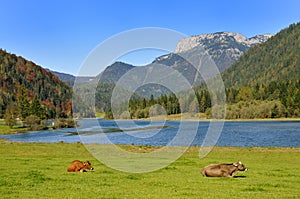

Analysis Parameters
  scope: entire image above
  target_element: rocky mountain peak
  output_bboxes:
[173,32,273,72]
[175,32,273,53]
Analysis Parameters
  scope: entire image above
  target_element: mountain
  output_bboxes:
[222,23,300,87]
[46,69,101,86]
[97,61,135,83]
[53,32,272,87]
[155,32,273,73]
[175,32,272,53]
[0,49,93,119]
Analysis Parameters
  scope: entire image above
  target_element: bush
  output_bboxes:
[24,115,41,129]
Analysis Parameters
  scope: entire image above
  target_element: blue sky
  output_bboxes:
[1,0,299,76]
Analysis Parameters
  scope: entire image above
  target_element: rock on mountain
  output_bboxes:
[173,32,273,72]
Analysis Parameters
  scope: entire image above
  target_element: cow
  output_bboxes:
[201,161,247,177]
[67,160,94,172]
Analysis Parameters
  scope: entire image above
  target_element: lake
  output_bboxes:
[1,119,300,147]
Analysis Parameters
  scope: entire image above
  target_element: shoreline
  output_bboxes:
[0,140,299,150]
[95,112,300,122]
[1,116,299,135]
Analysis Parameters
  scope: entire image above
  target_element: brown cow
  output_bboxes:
[201,161,247,177]
[67,160,94,172]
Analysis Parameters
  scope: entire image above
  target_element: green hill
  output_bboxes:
[220,22,300,118]
[222,23,300,87]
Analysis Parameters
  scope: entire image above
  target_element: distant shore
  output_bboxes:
[145,118,300,122]
[96,113,300,122]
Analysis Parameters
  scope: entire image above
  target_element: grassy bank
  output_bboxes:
[0,118,76,135]
[0,125,29,135]
[0,141,299,198]
[0,119,28,134]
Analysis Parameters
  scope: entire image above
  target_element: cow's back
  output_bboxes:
[67,160,84,172]
[201,164,234,177]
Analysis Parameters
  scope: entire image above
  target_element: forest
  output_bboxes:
[0,49,93,128]
[103,80,300,119]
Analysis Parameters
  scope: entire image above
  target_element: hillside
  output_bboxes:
[222,23,300,87]
[0,49,93,119]
[212,23,300,118]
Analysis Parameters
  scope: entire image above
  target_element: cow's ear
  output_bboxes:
[83,162,86,166]
[233,162,238,167]
[238,160,242,164]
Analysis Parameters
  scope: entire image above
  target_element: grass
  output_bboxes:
[95,112,105,118]
[0,119,29,134]
[0,125,28,135]
[0,141,299,198]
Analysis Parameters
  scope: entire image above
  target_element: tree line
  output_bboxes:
[105,79,300,119]
[1,49,95,126]
[4,86,76,129]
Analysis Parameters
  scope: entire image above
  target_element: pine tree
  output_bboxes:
[18,86,30,120]
[30,95,45,119]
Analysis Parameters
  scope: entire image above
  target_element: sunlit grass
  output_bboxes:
[0,141,299,198]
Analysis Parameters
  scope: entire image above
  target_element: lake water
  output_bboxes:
[1,119,300,147]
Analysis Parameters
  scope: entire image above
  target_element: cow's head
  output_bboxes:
[83,161,94,171]
[233,161,247,171]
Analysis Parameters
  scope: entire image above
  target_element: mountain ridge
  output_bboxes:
[50,31,272,85]
[175,32,273,53]
[174,32,273,72]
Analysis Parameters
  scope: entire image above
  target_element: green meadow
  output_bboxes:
[0,140,299,198]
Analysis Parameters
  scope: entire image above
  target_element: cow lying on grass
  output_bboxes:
[67,160,94,172]
[201,161,247,177]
